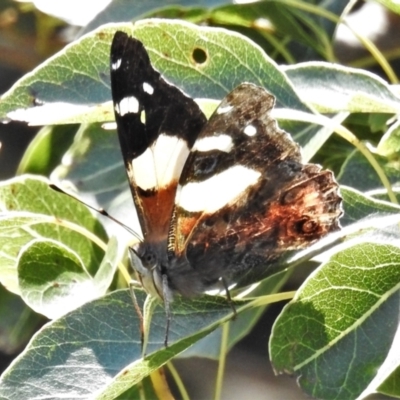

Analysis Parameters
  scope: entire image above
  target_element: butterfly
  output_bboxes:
[109,31,342,343]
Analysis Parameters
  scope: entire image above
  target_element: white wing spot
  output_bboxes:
[244,125,257,137]
[130,134,190,191]
[177,165,261,213]
[216,104,233,114]
[143,82,154,95]
[111,58,122,70]
[131,148,157,190]
[192,134,233,153]
[118,96,139,116]
[153,134,190,187]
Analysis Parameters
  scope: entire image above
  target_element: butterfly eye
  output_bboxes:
[141,250,157,269]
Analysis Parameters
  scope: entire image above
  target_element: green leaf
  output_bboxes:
[377,118,400,158]
[181,270,290,359]
[18,239,91,318]
[48,123,141,235]
[340,186,400,227]
[114,375,157,400]
[0,19,308,125]
[338,149,400,192]
[51,123,128,210]
[17,237,120,319]
[17,124,77,176]
[0,289,247,399]
[378,366,400,398]
[369,113,392,133]
[92,236,122,292]
[284,62,400,113]
[0,175,107,295]
[270,242,400,400]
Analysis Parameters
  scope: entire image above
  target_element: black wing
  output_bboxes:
[110,31,207,242]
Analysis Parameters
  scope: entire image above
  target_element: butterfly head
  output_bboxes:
[129,242,169,300]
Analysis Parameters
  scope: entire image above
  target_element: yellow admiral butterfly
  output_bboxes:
[110,31,342,342]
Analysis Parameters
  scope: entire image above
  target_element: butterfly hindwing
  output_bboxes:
[110,31,206,241]
[171,83,341,288]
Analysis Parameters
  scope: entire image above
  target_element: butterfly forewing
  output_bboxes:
[110,31,206,241]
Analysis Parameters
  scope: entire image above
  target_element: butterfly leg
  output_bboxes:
[220,277,237,320]
[129,280,146,354]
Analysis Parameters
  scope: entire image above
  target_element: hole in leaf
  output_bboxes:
[192,47,207,64]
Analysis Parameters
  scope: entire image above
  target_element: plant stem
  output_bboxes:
[167,362,190,400]
[214,321,230,400]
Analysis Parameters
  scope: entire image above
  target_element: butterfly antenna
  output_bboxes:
[49,183,143,243]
